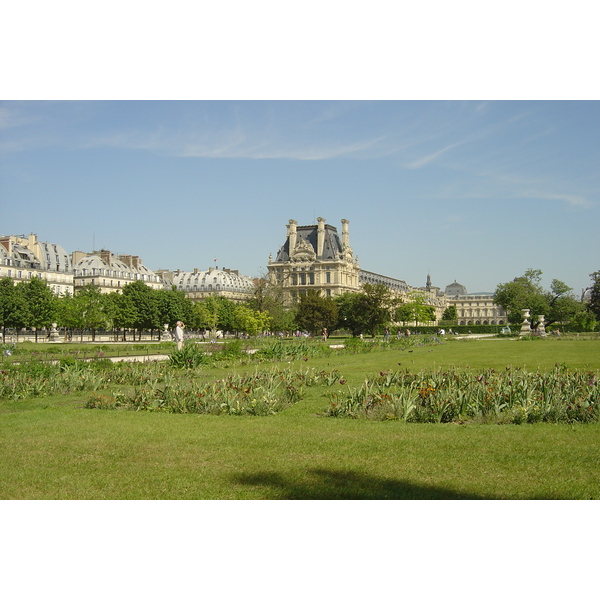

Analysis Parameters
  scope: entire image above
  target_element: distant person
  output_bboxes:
[322,328,328,341]
[174,321,185,351]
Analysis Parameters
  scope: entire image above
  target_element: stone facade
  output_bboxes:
[157,267,255,302]
[2,227,507,329]
[444,280,507,325]
[268,218,360,302]
[72,250,162,293]
[0,234,74,296]
[268,218,447,323]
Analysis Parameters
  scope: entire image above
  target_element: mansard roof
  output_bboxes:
[73,251,159,281]
[275,224,343,262]
[167,268,255,292]
[445,280,468,296]
[38,241,72,271]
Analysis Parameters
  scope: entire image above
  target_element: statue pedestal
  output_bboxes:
[48,323,60,342]
[536,315,547,337]
[519,309,531,337]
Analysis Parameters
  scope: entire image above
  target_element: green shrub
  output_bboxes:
[168,342,210,368]
[325,366,600,424]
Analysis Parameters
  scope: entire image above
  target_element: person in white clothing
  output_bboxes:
[174,321,185,351]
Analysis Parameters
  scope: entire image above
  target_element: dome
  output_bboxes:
[445,280,468,296]
[173,268,255,294]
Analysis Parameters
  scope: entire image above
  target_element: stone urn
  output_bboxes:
[537,315,547,337]
[49,322,60,341]
[520,309,531,337]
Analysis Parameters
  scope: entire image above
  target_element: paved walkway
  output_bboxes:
[107,354,170,363]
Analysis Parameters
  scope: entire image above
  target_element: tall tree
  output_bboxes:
[336,284,399,337]
[295,289,338,336]
[21,277,57,341]
[121,280,160,339]
[588,271,600,321]
[107,292,138,341]
[56,292,81,339]
[246,276,293,333]
[358,283,398,337]
[232,305,272,337]
[442,305,458,321]
[75,284,111,341]
[157,287,193,333]
[395,291,436,326]
[0,278,30,340]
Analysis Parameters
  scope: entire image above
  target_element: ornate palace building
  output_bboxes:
[267,217,511,325]
[267,217,448,322]
[268,218,360,302]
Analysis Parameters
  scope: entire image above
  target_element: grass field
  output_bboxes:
[1,336,599,499]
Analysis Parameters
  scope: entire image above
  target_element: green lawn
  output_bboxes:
[1,337,599,499]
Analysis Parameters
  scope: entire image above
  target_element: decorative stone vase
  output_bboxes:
[49,322,60,341]
[520,309,531,337]
[537,315,547,337]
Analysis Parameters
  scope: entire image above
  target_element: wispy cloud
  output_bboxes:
[0,105,38,130]
[518,190,593,209]
[403,141,466,169]
[177,134,389,160]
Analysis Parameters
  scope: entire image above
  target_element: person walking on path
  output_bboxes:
[174,321,185,351]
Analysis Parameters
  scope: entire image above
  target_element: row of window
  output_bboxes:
[75,269,158,282]
[458,309,504,317]
[0,268,72,282]
[178,277,252,287]
[178,284,251,292]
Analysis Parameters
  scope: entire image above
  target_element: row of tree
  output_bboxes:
[0,278,273,341]
[493,269,599,331]
[295,284,438,337]
[2,269,599,340]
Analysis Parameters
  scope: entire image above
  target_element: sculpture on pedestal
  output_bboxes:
[519,309,531,336]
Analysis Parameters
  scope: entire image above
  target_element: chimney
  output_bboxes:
[341,219,350,248]
[132,256,140,269]
[100,250,112,264]
[287,219,298,256]
[317,217,326,257]
[71,250,87,264]
[119,255,132,268]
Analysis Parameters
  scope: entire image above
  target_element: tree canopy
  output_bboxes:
[395,292,436,326]
[336,283,398,337]
[295,290,338,336]
[588,271,600,321]
[494,269,586,330]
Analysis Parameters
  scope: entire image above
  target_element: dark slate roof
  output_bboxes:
[275,224,343,262]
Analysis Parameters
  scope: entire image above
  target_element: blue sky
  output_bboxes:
[1,100,598,295]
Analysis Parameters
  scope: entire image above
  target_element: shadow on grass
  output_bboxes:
[232,468,493,500]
